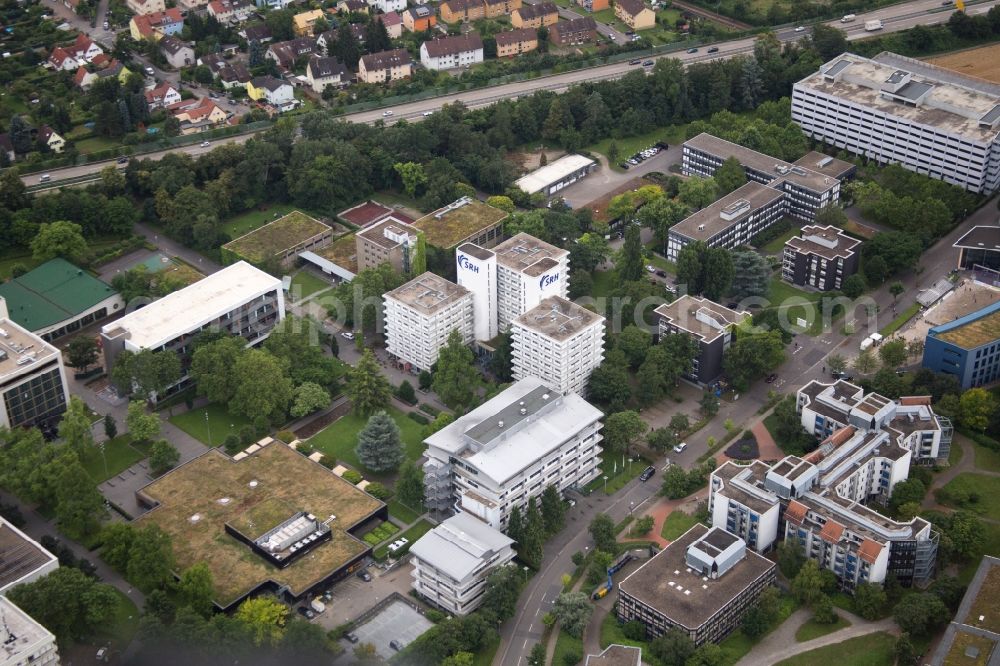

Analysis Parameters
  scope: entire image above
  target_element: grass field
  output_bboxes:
[950,439,965,467]
[373,519,434,559]
[221,203,307,238]
[591,269,617,298]
[586,126,685,171]
[309,406,424,478]
[775,631,895,666]
[168,403,253,447]
[80,589,141,654]
[761,226,801,254]
[473,636,501,666]
[766,278,826,335]
[794,614,850,642]
[929,43,1000,84]
[973,440,1000,473]
[941,473,1000,520]
[585,454,649,495]
[75,135,120,154]
[879,302,921,337]
[552,629,584,666]
[81,435,144,483]
[288,270,331,301]
[660,510,699,541]
[0,250,43,280]
[387,499,423,525]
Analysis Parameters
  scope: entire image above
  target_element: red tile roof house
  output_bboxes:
[145,83,182,110]
[48,34,104,71]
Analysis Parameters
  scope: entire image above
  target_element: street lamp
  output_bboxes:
[99,441,108,480]
[603,475,609,494]
[205,411,212,447]
[630,501,634,515]
[522,565,529,582]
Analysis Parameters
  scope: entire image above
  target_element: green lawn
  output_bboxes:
[761,226,801,254]
[592,269,617,298]
[766,278,829,335]
[879,302,921,337]
[0,250,43,280]
[168,403,253,447]
[660,510,699,541]
[774,631,896,666]
[584,454,649,495]
[646,252,677,274]
[221,203,307,238]
[940,473,1000,520]
[81,435,144,483]
[794,614,850,642]
[75,134,120,154]
[372,519,434,559]
[552,629,584,666]
[387,499,423,525]
[373,189,425,216]
[586,125,685,171]
[601,613,663,666]
[950,439,965,467]
[973,440,1000,473]
[308,406,424,478]
[288,270,332,300]
[86,588,140,653]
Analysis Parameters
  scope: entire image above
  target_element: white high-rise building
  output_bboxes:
[492,233,568,332]
[456,243,498,342]
[409,512,515,616]
[383,272,474,373]
[511,296,605,396]
[423,377,603,530]
[0,596,60,666]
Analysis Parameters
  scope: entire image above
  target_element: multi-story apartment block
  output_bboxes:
[511,296,605,396]
[495,27,538,57]
[0,516,59,594]
[355,217,421,273]
[681,133,853,221]
[403,5,436,31]
[101,262,284,398]
[666,182,786,262]
[782,224,861,291]
[922,300,1000,389]
[792,52,1000,194]
[492,233,569,331]
[439,0,485,23]
[653,296,750,386]
[0,299,70,431]
[549,16,598,45]
[614,0,655,30]
[617,524,776,645]
[707,460,784,553]
[419,34,483,70]
[383,272,474,373]
[0,596,60,666]
[511,1,558,28]
[358,48,412,83]
[409,512,515,615]
[423,377,603,530]
[483,0,522,18]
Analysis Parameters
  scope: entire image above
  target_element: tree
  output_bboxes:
[111,349,181,401]
[229,349,293,424]
[527,643,547,666]
[127,524,175,592]
[354,642,383,665]
[6,568,118,644]
[149,440,180,476]
[235,596,288,647]
[506,505,525,550]
[616,224,645,282]
[552,592,592,638]
[355,411,405,473]
[960,388,997,432]
[127,400,161,443]
[540,485,566,535]
[433,330,477,409]
[603,410,647,455]
[945,510,986,560]
[589,513,617,553]
[569,232,610,273]
[53,453,105,539]
[893,592,949,635]
[842,273,866,298]
[66,336,99,370]
[518,497,546,568]
[699,391,720,417]
[489,331,514,382]
[397,380,416,404]
[714,156,747,196]
[649,628,695,666]
[864,255,888,285]
[345,349,393,417]
[723,330,785,391]
[659,465,692,499]
[618,325,652,369]
[791,560,825,606]
[178,562,215,618]
[814,204,848,228]
[442,653,475,666]
[686,643,725,666]
[827,354,847,373]
[853,582,887,621]
[678,176,718,210]
[731,250,771,300]
[31,220,88,262]
[809,23,848,60]
[895,633,916,666]
[290,382,331,418]
[889,281,905,302]
[58,396,94,456]
[812,594,837,624]
[104,413,117,440]
[396,460,425,509]
[480,564,522,621]
[588,350,632,411]
[854,348,877,374]
[889,478,926,510]
[394,162,427,199]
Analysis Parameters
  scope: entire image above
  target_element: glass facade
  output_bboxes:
[2,363,67,428]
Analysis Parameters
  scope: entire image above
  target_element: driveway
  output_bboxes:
[560,143,683,209]
[315,562,419,630]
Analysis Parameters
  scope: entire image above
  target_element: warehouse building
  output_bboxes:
[922,299,1000,389]
[514,154,597,197]
[383,272,474,373]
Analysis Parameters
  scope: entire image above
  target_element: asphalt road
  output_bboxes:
[22,0,1000,187]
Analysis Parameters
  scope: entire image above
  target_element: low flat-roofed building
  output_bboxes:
[0,516,59,594]
[355,217,422,274]
[617,524,776,645]
[412,197,506,250]
[514,154,597,197]
[298,234,359,283]
[653,296,750,386]
[782,224,861,291]
[953,224,1000,272]
[511,295,604,396]
[222,210,333,267]
[666,182,786,262]
[0,595,60,666]
[338,200,413,228]
[0,258,122,341]
[585,645,642,666]
[423,377,603,529]
[409,512,515,615]
[0,300,71,431]
[383,272,473,372]
[931,556,1000,666]
[792,52,1000,194]
[922,300,1000,389]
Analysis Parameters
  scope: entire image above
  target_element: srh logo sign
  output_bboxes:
[539,273,559,289]
[457,255,479,273]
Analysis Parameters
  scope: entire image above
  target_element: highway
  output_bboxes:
[20,0,1000,187]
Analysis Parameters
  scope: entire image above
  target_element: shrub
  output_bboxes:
[425,609,446,623]
[275,429,297,443]
[238,425,256,445]
[407,412,430,425]
[397,380,416,404]
[223,434,241,455]
[342,469,363,484]
[252,415,269,436]
[622,620,646,640]
[419,403,440,416]
[562,651,582,666]
[365,482,391,500]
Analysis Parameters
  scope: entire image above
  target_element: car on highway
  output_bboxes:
[200,141,210,147]
[39,174,51,183]
[795,25,805,31]
[687,47,698,53]
[673,442,688,454]
[642,59,654,66]
[382,110,393,117]
[422,110,433,116]
[639,466,655,482]
[117,156,128,164]
[708,46,719,53]
[629,58,642,65]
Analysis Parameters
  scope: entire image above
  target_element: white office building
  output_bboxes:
[423,377,603,530]
[384,272,474,373]
[0,596,60,666]
[101,261,284,398]
[409,512,515,615]
[456,243,499,342]
[0,298,71,431]
[492,233,568,332]
[792,51,1000,194]
[511,296,605,396]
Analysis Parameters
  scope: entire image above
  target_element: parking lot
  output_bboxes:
[342,598,434,659]
[315,561,418,629]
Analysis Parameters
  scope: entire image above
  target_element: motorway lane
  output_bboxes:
[21,0,1000,187]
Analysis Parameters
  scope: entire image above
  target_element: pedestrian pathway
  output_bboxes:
[921,433,1000,517]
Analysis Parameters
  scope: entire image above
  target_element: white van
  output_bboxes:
[39,174,51,183]
[841,13,856,22]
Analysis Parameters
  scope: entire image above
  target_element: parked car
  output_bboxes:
[655,270,667,278]
[422,110,434,116]
[765,373,778,383]
[357,569,372,582]
[673,442,688,453]
[200,141,211,147]
[341,331,355,340]
[794,25,805,31]
[566,498,577,508]
[642,59,654,66]
[96,647,109,663]
[39,174,50,183]
[103,20,109,29]
[629,58,642,65]
[117,156,128,164]
[639,466,655,482]
[620,162,630,170]
[390,640,403,651]
[646,265,656,273]
[297,606,315,619]
[345,632,359,644]
[144,66,155,76]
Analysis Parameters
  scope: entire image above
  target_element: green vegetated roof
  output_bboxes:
[223,211,332,263]
[0,258,118,331]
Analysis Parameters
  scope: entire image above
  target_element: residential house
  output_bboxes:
[160,36,195,68]
[337,0,368,12]
[37,126,65,153]
[549,16,597,45]
[246,76,297,111]
[358,48,412,83]
[73,59,129,90]
[241,24,273,43]
[614,0,655,30]
[403,5,436,31]
[48,34,103,71]
[575,0,608,11]
[207,0,253,23]
[129,8,183,41]
[495,27,537,57]
[439,0,485,24]
[483,0,521,17]
[126,0,166,14]
[178,0,211,8]
[379,11,403,38]
[144,82,182,109]
[293,9,326,36]
[201,54,252,88]
[420,33,483,70]
[173,99,230,134]
[251,0,294,8]
[266,37,317,69]
[369,0,405,12]
[306,55,349,92]
[511,2,557,28]
[315,29,339,55]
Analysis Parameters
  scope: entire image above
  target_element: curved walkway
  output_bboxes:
[736,608,896,666]
[922,433,1000,518]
